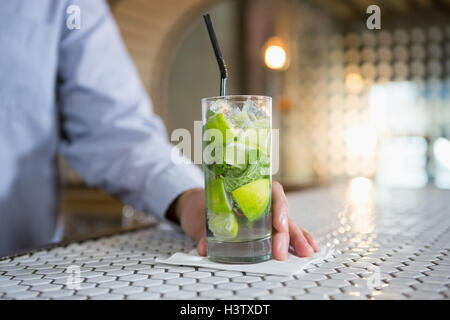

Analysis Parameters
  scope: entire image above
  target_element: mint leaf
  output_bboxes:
[221,146,270,192]
[207,163,226,176]
[229,111,252,129]
[223,161,267,192]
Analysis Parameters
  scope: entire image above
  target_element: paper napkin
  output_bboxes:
[155,245,334,276]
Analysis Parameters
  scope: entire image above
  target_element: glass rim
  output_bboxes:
[201,95,272,103]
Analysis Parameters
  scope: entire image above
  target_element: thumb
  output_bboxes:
[196,237,207,256]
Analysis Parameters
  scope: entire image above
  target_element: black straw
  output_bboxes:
[203,14,228,96]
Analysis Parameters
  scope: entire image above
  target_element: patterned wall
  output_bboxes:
[281,2,450,186]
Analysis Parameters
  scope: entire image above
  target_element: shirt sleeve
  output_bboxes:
[57,0,204,220]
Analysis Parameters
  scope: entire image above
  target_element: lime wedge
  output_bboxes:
[232,179,270,221]
[206,175,233,214]
[208,211,239,239]
[205,113,235,145]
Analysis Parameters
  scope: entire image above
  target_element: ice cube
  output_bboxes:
[230,104,241,116]
[242,99,268,119]
[229,110,253,129]
[210,99,236,117]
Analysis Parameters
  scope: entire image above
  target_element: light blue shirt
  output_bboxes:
[0,0,204,256]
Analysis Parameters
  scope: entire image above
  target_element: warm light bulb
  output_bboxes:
[264,45,287,70]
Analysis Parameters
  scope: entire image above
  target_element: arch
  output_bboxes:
[109,0,219,124]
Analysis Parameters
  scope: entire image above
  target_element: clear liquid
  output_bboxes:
[206,236,272,264]
[206,204,272,242]
[202,97,272,263]
[206,209,272,264]
[204,171,272,263]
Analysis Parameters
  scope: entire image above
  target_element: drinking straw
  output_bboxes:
[203,14,228,96]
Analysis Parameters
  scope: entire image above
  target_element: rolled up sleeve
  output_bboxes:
[58,0,203,220]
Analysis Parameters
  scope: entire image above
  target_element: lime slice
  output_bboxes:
[232,179,270,221]
[208,211,239,239]
[206,175,233,214]
[205,113,235,145]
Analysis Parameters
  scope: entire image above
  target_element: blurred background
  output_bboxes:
[60,0,450,241]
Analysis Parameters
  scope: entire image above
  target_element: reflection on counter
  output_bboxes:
[61,187,156,242]
[346,177,375,234]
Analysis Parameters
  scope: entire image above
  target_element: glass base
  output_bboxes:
[207,236,272,264]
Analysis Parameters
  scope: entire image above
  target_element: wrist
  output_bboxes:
[166,188,203,224]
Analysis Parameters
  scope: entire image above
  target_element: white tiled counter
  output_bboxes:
[0,183,449,300]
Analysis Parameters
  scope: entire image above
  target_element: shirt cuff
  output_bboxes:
[142,160,204,221]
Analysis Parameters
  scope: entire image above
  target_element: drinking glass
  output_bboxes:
[202,95,272,263]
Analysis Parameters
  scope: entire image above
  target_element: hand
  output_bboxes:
[173,181,318,260]
[270,181,318,260]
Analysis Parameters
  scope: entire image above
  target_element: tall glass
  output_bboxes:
[202,95,272,263]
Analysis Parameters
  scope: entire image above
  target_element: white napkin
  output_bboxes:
[155,245,334,276]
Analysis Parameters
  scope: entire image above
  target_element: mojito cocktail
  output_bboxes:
[202,95,272,263]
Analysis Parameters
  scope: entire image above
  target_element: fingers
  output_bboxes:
[272,181,318,260]
[272,181,289,233]
[288,218,314,257]
[272,231,289,261]
[299,226,319,252]
[196,237,207,256]
[271,181,290,261]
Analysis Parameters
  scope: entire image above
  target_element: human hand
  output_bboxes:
[173,181,318,260]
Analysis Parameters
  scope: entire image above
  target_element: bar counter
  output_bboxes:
[1,184,449,300]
